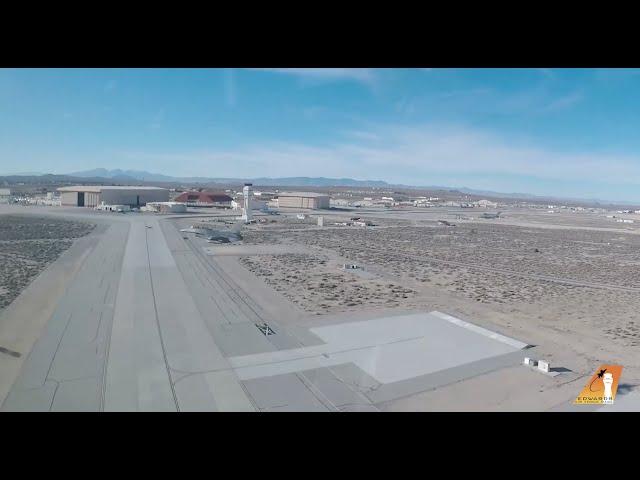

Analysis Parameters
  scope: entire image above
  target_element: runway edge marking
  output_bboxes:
[430,311,529,350]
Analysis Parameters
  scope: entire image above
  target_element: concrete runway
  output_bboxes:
[1,207,532,411]
[1,218,129,411]
[1,213,257,411]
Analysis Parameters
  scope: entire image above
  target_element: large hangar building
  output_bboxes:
[277,192,330,210]
[173,191,233,208]
[58,186,169,207]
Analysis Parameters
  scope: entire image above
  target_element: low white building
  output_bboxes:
[475,199,498,208]
[413,198,433,207]
[141,202,187,213]
[36,193,61,206]
[95,203,131,212]
[0,188,11,203]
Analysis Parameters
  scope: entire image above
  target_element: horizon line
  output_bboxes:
[2,169,640,206]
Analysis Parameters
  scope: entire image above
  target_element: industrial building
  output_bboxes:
[277,192,330,210]
[58,186,169,207]
[475,199,498,208]
[173,191,232,208]
[141,202,187,214]
[95,203,131,212]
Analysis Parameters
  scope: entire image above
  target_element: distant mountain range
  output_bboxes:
[68,168,178,183]
[67,168,392,188]
[2,168,638,206]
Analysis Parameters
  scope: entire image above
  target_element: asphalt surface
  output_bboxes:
[0,207,533,412]
[1,219,128,411]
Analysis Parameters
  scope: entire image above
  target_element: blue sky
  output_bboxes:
[2,68,640,201]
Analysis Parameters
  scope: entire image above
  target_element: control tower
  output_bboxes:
[242,183,253,223]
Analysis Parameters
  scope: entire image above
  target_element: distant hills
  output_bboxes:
[68,168,176,183]
[2,168,638,207]
[67,169,392,188]
[1,173,112,185]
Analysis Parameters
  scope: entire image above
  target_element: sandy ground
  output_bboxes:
[240,253,415,314]
[2,206,638,410]
[0,215,94,311]
[236,212,640,389]
[380,365,586,412]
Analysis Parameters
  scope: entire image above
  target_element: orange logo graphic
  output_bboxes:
[574,365,623,405]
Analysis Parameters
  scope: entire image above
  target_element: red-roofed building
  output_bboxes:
[174,191,233,208]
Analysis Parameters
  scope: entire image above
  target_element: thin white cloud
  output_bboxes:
[539,90,584,112]
[250,68,378,86]
[398,86,583,118]
[120,123,640,187]
[343,130,382,142]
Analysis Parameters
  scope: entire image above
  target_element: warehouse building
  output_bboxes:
[277,192,330,210]
[57,186,169,207]
[173,191,232,208]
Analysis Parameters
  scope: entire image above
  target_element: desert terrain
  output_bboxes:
[2,204,638,411]
[236,210,640,389]
[0,214,94,311]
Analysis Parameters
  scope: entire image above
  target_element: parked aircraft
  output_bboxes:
[438,220,456,226]
[180,221,243,243]
[261,206,279,215]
